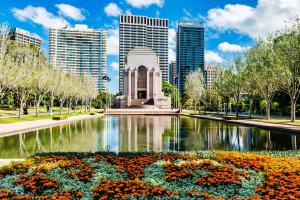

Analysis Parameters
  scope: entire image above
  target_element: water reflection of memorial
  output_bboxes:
[101,115,298,152]
[0,115,298,158]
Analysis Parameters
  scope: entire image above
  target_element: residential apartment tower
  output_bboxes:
[49,24,107,90]
[10,28,41,48]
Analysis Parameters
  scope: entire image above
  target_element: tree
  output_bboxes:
[162,80,180,108]
[227,56,245,118]
[274,23,300,121]
[244,48,260,118]
[214,68,231,115]
[255,39,282,119]
[6,42,37,118]
[0,23,11,98]
[185,70,205,113]
[32,52,51,117]
[47,69,60,115]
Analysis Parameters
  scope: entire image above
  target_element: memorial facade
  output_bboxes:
[116,47,171,109]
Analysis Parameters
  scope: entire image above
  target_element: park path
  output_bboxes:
[183,114,300,133]
[0,159,24,167]
[0,114,103,137]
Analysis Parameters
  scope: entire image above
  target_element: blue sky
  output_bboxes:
[0,0,299,93]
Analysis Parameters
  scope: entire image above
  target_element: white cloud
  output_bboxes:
[168,49,175,63]
[12,5,69,29]
[183,8,192,18]
[205,51,224,63]
[104,3,122,17]
[218,42,246,53]
[125,0,164,8]
[107,28,119,55]
[207,0,300,38]
[55,4,85,21]
[111,62,119,71]
[168,28,176,63]
[125,9,132,15]
[168,28,176,49]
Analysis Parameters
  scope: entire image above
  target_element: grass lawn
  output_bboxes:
[0,151,299,199]
[0,107,69,117]
[0,109,103,124]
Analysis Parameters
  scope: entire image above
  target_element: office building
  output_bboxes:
[119,14,168,93]
[49,24,106,90]
[204,64,221,89]
[169,61,176,86]
[10,28,41,48]
[177,21,204,94]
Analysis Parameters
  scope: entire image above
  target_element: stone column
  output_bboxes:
[146,70,150,99]
[128,71,131,97]
[134,69,138,99]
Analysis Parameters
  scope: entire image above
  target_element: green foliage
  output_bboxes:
[162,80,180,108]
[91,91,112,109]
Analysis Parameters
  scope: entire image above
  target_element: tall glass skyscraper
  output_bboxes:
[119,15,168,93]
[49,24,107,90]
[176,21,204,95]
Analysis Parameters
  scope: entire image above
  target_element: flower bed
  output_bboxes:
[0,151,299,199]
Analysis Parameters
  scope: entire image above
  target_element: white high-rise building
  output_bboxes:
[204,64,221,89]
[119,15,168,93]
[49,24,107,90]
[10,28,41,48]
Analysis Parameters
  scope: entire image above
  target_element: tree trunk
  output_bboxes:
[225,100,229,116]
[194,100,196,113]
[88,100,91,112]
[68,99,72,114]
[204,97,206,114]
[198,99,201,114]
[35,101,39,117]
[216,98,219,115]
[49,91,54,116]
[266,99,271,120]
[34,95,37,117]
[249,97,253,118]
[85,100,88,112]
[80,101,83,113]
[74,100,78,114]
[236,100,239,118]
[18,93,25,118]
[290,97,296,122]
[59,100,63,115]
[35,94,43,117]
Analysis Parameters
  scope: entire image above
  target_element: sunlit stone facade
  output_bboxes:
[117,47,171,109]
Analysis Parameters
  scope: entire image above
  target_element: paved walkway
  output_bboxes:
[105,108,180,115]
[0,114,103,137]
[0,159,24,167]
[184,114,300,133]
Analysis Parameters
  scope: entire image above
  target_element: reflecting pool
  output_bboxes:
[0,115,299,158]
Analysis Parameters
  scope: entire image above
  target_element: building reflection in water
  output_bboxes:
[0,115,299,158]
[99,115,298,152]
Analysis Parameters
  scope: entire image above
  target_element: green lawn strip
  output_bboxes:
[0,110,102,124]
